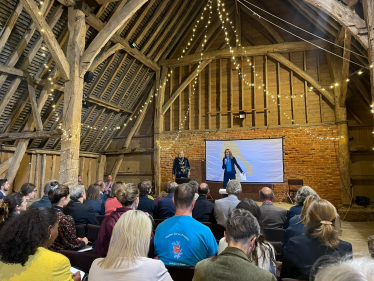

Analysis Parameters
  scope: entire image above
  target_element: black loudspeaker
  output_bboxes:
[84,71,94,83]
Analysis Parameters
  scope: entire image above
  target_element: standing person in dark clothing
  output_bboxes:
[222,149,244,188]
[192,183,215,223]
[172,151,190,180]
[137,180,157,218]
[158,182,178,219]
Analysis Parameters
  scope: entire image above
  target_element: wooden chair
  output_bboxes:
[269,241,283,261]
[96,215,106,225]
[165,266,195,281]
[76,224,86,238]
[279,179,303,204]
[60,250,101,273]
[87,224,100,242]
[263,228,286,244]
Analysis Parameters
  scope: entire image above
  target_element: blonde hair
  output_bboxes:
[305,199,339,248]
[224,149,233,159]
[116,183,139,207]
[98,210,152,269]
[298,194,320,225]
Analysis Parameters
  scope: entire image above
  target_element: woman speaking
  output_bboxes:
[222,149,244,188]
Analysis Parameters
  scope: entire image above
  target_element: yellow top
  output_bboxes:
[0,247,73,281]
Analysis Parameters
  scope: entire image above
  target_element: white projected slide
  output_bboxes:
[205,139,284,183]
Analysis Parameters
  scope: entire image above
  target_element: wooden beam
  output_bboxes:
[40,154,46,197]
[111,154,124,181]
[27,76,44,131]
[347,108,363,124]
[304,0,368,49]
[80,109,105,145]
[340,31,352,106]
[88,43,124,72]
[0,157,13,175]
[0,130,63,141]
[0,78,22,118]
[85,112,115,152]
[267,52,335,105]
[95,114,126,152]
[0,1,24,54]
[80,0,148,75]
[20,0,70,80]
[161,40,329,67]
[162,60,211,114]
[154,69,163,194]
[97,154,106,181]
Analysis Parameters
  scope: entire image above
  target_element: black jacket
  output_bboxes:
[137,194,158,218]
[63,199,99,225]
[222,157,243,174]
[192,195,216,223]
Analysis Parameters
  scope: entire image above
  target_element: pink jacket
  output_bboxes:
[104,198,122,216]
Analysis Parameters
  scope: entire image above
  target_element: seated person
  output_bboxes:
[157,182,178,219]
[0,178,9,200]
[30,180,58,209]
[218,199,276,274]
[63,185,98,225]
[259,187,287,229]
[285,185,318,227]
[96,180,108,203]
[189,180,200,200]
[0,207,80,281]
[89,210,172,281]
[214,180,241,227]
[280,199,352,280]
[0,192,27,231]
[154,183,218,267]
[85,184,105,216]
[155,181,170,206]
[105,182,123,215]
[192,183,215,223]
[48,185,88,251]
[96,183,139,256]
[20,183,37,200]
[193,209,276,281]
[137,180,157,218]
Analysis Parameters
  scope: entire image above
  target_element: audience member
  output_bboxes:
[285,185,317,227]
[96,180,108,203]
[49,185,88,251]
[30,180,57,209]
[96,183,139,256]
[218,198,276,274]
[137,180,157,218]
[0,179,10,200]
[89,210,172,281]
[155,181,170,205]
[189,180,200,200]
[259,187,287,229]
[192,183,215,223]
[86,184,105,216]
[0,192,27,231]
[104,175,114,197]
[193,209,276,281]
[78,175,83,186]
[20,183,37,200]
[154,183,218,267]
[0,208,80,281]
[280,199,352,280]
[285,194,318,245]
[158,182,178,219]
[105,181,123,215]
[214,180,241,227]
[63,185,98,225]
[314,257,374,281]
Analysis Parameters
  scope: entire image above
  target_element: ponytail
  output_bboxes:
[116,183,139,207]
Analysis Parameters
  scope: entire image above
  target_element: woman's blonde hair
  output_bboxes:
[298,194,320,225]
[98,210,152,269]
[116,183,139,207]
[224,149,233,159]
[305,199,339,248]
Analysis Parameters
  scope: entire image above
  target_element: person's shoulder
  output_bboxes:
[338,239,353,250]
[37,247,70,264]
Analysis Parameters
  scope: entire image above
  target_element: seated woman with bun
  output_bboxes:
[280,199,352,280]
[0,207,81,281]
[48,184,88,251]
[0,192,27,231]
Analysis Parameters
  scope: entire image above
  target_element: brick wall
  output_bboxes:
[159,125,342,205]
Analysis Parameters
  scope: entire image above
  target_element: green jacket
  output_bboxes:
[193,247,276,281]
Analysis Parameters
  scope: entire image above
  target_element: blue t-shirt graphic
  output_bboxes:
[154,216,218,266]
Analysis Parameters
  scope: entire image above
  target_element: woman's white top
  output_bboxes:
[218,237,276,275]
[89,257,173,281]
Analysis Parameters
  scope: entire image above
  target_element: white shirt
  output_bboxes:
[89,257,173,281]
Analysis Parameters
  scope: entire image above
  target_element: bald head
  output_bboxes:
[259,187,274,201]
[198,183,210,195]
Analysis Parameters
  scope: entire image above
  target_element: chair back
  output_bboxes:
[165,266,195,281]
[60,250,101,273]
[269,241,283,261]
[87,224,100,242]
[96,215,106,225]
[200,221,214,232]
[213,224,226,240]
[76,224,86,238]
[263,228,286,243]
[154,219,165,229]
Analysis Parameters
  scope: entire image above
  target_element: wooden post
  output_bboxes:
[97,154,106,181]
[59,8,86,186]
[40,154,46,198]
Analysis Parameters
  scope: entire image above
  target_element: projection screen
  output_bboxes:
[205,138,284,183]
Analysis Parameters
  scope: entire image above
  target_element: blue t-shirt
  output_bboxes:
[154,216,218,266]
[226,156,232,172]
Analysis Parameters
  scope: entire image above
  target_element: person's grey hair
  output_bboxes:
[69,185,86,200]
[226,180,242,195]
[259,188,274,201]
[295,185,317,205]
[138,180,152,195]
[169,182,178,194]
[314,256,374,281]
[188,180,199,193]
[44,180,59,195]
[226,208,260,244]
[163,181,171,193]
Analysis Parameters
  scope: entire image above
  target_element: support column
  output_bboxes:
[59,8,86,186]
[363,0,374,107]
